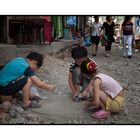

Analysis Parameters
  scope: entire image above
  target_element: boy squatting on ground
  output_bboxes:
[0,52,55,109]
[80,58,124,119]
[68,46,93,102]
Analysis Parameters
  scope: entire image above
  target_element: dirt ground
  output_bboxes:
[0,41,140,124]
[30,43,140,124]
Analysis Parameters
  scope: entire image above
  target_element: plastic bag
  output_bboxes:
[31,87,40,98]
[101,35,109,46]
[83,36,91,47]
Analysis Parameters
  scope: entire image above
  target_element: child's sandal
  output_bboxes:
[23,101,41,110]
[91,110,111,119]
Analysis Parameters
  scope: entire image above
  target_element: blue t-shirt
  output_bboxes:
[0,57,35,86]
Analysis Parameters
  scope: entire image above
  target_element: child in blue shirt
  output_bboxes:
[0,52,55,109]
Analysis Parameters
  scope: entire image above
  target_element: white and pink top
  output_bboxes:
[94,73,123,98]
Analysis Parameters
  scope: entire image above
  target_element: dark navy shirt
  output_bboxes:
[122,22,133,35]
[103,21,115,41]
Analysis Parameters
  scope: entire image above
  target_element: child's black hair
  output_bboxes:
[26,52,43,67]
[71,46,88,59]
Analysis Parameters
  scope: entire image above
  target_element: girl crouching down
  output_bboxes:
[80,58,124,119]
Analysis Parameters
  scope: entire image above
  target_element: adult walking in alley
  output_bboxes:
[121,16,135,58]
[91,16,102,56]
[102,16,115,57]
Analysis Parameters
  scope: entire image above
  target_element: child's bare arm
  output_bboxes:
[80,79,93,98]
[68,72,79,96]
[92,78,101,106]
[30,75,55,91]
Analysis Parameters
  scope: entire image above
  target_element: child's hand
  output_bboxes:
[73,93,78,98]
[79,91,87,98]
[73,94,81,102]
[47,84,55,91]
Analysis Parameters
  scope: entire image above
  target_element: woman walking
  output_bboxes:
[121,16,134,58]
[102,16,115,57]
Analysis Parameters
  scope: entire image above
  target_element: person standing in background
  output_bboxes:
[43,16,52,45]
[102,16,115,57]
[81,24,91,47]
[121,16,135,58]
[135,16,140,38]
[91,16,102,56]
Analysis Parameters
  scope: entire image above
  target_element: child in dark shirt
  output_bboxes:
[68,46,92,102]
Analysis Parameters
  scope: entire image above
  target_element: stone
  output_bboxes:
[15,106,25,114]
[24,113,38,122]
[37,117,45,123]
[0,112,10,123]
[26,121,40,124]
[9,118,25,124]
[73,119,79,124]
[9,105,17,117]
[0,102,12,112]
